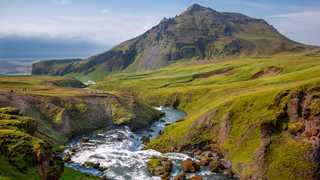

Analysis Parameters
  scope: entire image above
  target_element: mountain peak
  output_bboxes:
[185,3,208,12]
[183,3,217,15]
[187,3,203,10]
[32,4,311,77]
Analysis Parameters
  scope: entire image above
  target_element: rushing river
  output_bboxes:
[64,107,231,180]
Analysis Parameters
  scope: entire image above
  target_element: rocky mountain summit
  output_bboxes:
[32,4,312,79]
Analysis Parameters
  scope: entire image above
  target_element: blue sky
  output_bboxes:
[1,0,320,59]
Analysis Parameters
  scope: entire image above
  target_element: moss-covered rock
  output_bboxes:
[0,107,63,180]
[147,157,172,178]
[288,122,304,135]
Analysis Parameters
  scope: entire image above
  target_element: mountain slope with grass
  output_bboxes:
[92,50,320,179]
[32,4,313,80]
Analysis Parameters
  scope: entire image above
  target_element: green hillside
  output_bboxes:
[92,50,320,179]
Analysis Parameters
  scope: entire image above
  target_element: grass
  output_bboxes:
[0,155,40,180]
[60,167,98,180]
[0,75,87,97]
[92,51,320,179]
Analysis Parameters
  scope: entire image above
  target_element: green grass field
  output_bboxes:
[92,50,320,179]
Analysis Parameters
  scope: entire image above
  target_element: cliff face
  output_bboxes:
[146,85,320,180]
[31,4,312,80]
[0,91,162,143]
[0,107,64,180]
[0,76,162,179]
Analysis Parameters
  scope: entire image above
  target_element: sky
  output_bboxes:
[0,0,320,59]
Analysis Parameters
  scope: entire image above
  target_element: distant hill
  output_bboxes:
[32,4,315,79]
[0,60,32,75]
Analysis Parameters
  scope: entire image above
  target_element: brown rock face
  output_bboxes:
[189,176,202,180]
[181,159,200,173]
[250,66,283,79]
[173,172,186,180]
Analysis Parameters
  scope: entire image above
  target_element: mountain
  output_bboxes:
[32,4,314,79]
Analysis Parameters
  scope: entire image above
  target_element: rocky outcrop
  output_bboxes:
[181,159,199,173]
[0,107,64,180]
[147,157,173,179]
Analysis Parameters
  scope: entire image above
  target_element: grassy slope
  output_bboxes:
[0,155,40,180]
[93,50,320,179]
[0,75,162,180]
[0,75,88,96]
[60,167,98,180]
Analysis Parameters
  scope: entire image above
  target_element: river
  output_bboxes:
[64,107,232,180]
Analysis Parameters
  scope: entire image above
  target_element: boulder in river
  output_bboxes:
[80,137,90,143]
[83,161,101,169]
[147,157,173,178]
[63,153,72,162]
[189,176,202,180]
[197,150,219,166]
[181,159,200,173]
[141,135,150,144]
[173,172,186,180]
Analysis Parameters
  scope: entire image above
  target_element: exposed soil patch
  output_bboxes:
[250,66,282,79]
[193,67,233,79]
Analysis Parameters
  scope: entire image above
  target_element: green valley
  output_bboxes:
[92,51,320,179]
[1,3,320,180]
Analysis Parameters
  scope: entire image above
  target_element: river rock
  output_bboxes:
[141,135,150,144]
[208,159,226,173]
[192,149,202,156]
[80,137,90,143]
[100,176,111,180]
[70,147,77,154]
[173,172,186,180]
[188,176,202,180]
[223,169,234,178]
[147,157,172,178]
[83,161,100,169]
[63,153,72,162]
[220,159,232,169]
[181,159,199,173]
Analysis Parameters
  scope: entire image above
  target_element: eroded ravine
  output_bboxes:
[64,107,231,180]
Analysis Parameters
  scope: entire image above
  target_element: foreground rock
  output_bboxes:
[147,157,173,179]
[173,172,186,180]
[0,107,63,179]
[189,176,202,180]
[181,159,200,173]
